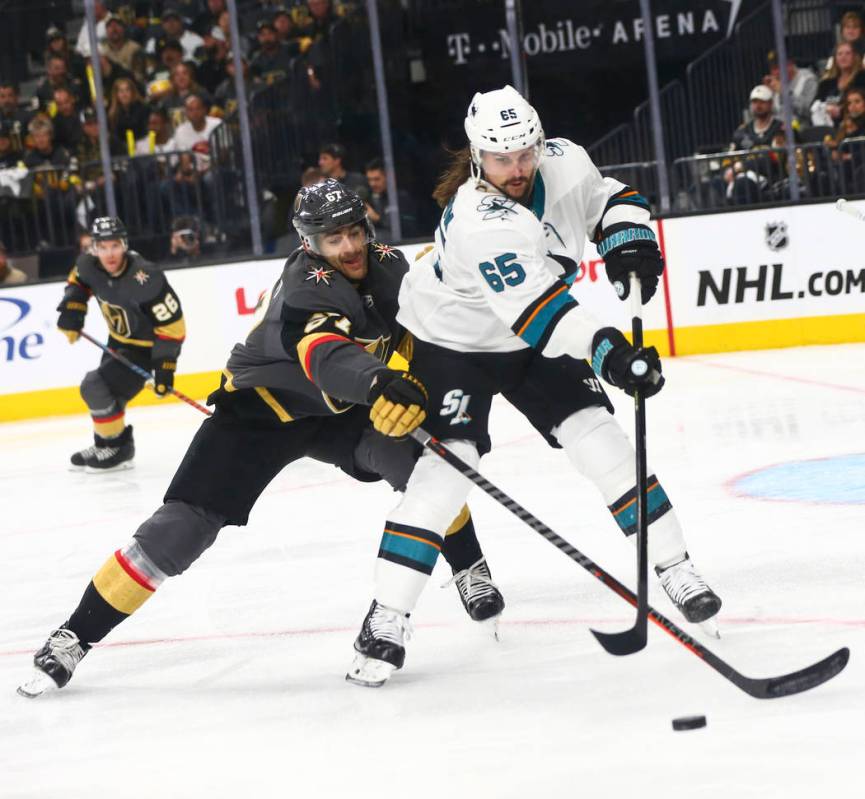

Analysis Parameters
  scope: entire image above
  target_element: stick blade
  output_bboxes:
[590,625,648,656]
[736,647,850,699]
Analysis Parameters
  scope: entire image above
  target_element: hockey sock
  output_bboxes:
[554,407,687,567]
[66,542,166,644]
[376,520,443,611]
[92,409,125,439]
[440,506,485,572]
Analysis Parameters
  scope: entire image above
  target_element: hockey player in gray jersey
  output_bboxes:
[346,86,722,687]
[18,181,502,698]
[58,216,186,471]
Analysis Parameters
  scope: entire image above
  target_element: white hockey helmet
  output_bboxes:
[464,85,544,177]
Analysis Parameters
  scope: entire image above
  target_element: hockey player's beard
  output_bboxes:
[499,173,535,202]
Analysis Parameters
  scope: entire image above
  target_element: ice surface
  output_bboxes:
[1,344,863,798]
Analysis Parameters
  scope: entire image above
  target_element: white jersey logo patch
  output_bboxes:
[440,388,472,425]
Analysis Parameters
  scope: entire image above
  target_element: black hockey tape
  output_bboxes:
[672,715,707,731]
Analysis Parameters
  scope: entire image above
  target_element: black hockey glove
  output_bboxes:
[591,327,664,398]
[368,370,428,438]
[152,358,176,397]
[598,223,664,304]
[56,298,87,344]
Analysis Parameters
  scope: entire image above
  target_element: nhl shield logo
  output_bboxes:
[765,221,788,251]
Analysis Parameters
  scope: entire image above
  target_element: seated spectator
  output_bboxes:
[173,94,222,172]
[0,241,27,285]
[811,42,865,127]
[166,214,208,263]
[250,18,295,85]
[36,54,84,111]
[102,14,146,85]
[0,82,33,152]
[194,0,227,38]
[0,121,23,168]
[24,116,72,172]
[763,51,817,128]
[164,63,213,124]
[832,87,865,146]
[196,31,229,95]
[45,25,88,88]
[836,11,865,62]
[300,166,323,186]
[273,5,310,52]
[213,53,251,116]
[51,88,84,152]
[108,78,150,145]
[146,40,185,102]
[135,107,177,155]
[78,229,92,254]
[147,6,205,63]
[731,85,787,150]
[364,158,417,241]
[317,142,368,199]
[24,116,76,227]
[75,0,109,57]
[216,9,249,58]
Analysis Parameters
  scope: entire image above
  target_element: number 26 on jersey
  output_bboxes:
[478,252,526,292]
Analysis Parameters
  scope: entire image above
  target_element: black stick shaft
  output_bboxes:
[80,331,212,417]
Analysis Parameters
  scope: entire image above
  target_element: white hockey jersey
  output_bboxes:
[398,138,651,359]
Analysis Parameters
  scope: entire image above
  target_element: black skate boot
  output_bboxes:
[656,553,722,629]
[83,426,135,473]
[70,435,101,469]
[17,626,91,698]
[346,600,412,687]
[445,557,505,625]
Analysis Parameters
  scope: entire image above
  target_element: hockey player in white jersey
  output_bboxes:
[346,85,721,687]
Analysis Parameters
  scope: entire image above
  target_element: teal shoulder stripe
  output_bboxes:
[529,172,546,221]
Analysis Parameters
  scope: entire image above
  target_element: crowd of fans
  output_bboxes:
[721,10,865,205]
[0,0,401,284]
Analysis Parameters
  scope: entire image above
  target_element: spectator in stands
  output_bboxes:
[108,78,150,144]
[165,63,213,123]
[0,241,27,285]
[195,0,227,37]
[173,94,222,172]
[25,116,72,171]
[24,116,75,226]
[75,0,109,57]
[78,229,92,254]
[102,14,146,85]
[146,40,185,102]
[317,143,368,199]
[196,30,229,95]
[833,87,865,144]
[214,53,250,116]
[0,83,33,152]
[45,25,88,88]
[73,108,123,223]
[302,0,337,39]
[36,55,83,111]
[273,6,307,52]
[838,11,865,60]
[98,54,138,104]
[147,7,205,63]
[300,166,323,186]
[364,158,417,241]
[135,107,177,155]
[731,85,787,150]
[51,88,84,152]
[167,214,203,263]
[250,18,294,85]
[763,51,817,128]
[811,42,865,127]
[0,121,23,168]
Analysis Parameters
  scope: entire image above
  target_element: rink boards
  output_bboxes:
[2,199,864,421]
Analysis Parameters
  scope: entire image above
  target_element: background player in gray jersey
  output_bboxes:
[58,216,186,472]
[18,182,503,698]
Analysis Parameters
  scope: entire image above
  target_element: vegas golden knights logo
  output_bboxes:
[99,300,132,338]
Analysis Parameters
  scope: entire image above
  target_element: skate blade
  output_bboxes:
[697,617,721,639]
[345,653,396,688]
[17,669,60,698]
[481,615,502,642]
[84,461,134,474]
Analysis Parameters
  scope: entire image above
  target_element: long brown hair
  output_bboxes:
[432,146,472,208]
[823,41,862,82]
[107,78,143,129]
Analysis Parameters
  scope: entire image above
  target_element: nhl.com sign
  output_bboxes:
[442,1,746,66]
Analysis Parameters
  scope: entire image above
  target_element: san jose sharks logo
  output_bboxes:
[305,265,334,285]
[373,242,398,261]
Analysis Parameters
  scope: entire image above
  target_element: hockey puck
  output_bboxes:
[672,715,707,731]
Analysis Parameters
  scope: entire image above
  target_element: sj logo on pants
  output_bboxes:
[440,389,472,425]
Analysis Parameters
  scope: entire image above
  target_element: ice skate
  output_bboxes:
[83,426,135,473]
[656,554,722,631]
[17,627,90,698]
[346,600,412,687]
[442,557,504,639]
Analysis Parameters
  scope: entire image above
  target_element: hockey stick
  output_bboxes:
[80,331,213,417]
[409,428,850,698]
[591,272,649,655]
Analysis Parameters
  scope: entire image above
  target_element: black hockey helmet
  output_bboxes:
[91,216,128,243]
[292,179,373,253]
